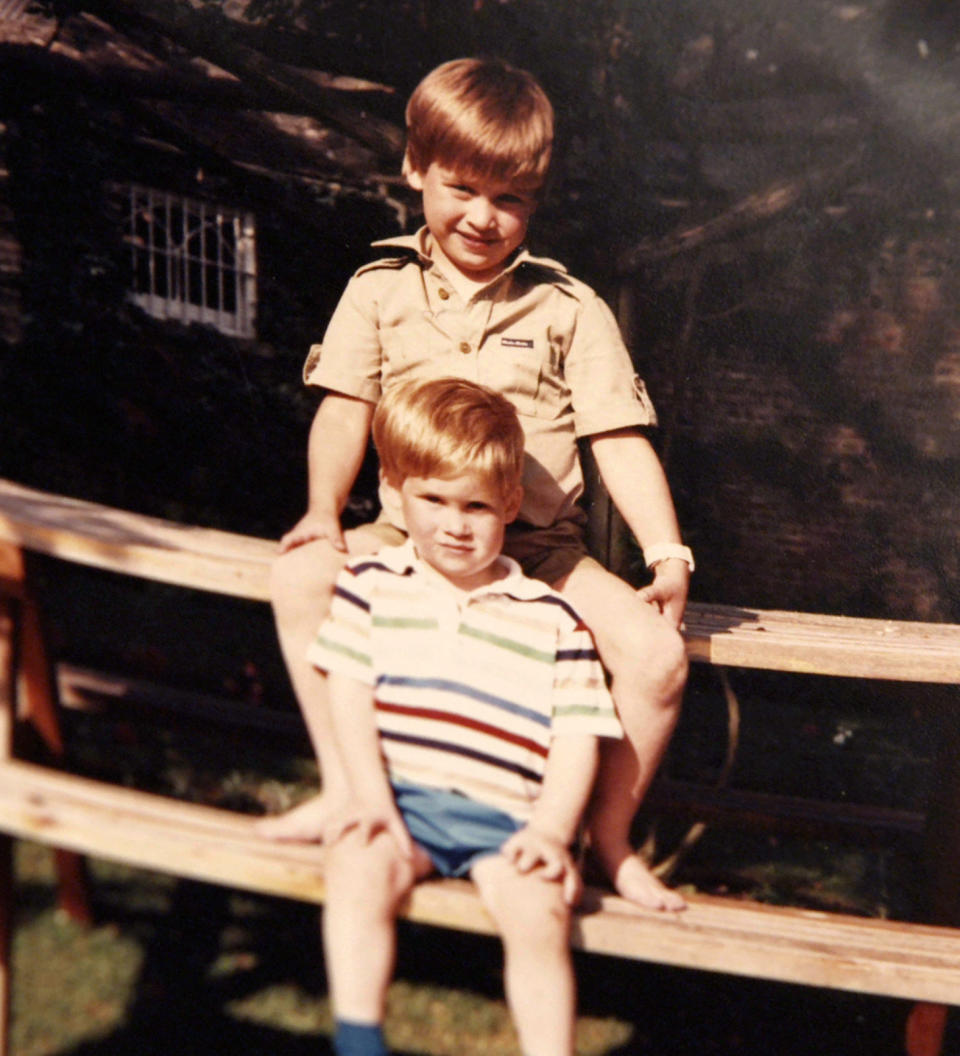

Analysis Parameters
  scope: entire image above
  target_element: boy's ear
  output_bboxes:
[403,151,424,190]
[504,484,524,524]
[379,467,400,498]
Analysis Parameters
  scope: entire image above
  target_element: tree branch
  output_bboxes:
[65,0,404,159]
[616,151,863,274]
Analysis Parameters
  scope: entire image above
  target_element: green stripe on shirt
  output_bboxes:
[314,634,371,668]
[459,623,553,664]
[372,616,438,630]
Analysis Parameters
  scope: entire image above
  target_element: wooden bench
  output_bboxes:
[1,476,959,1056]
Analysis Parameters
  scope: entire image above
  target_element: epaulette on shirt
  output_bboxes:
[353,249,420,278]
[351,234,593,304]
[515,255,593,304]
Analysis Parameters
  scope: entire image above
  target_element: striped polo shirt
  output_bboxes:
[308,540,622,822]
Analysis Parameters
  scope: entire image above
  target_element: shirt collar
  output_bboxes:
[370,227,568,282]
[377,538,551,602]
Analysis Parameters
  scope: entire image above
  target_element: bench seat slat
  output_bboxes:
[4,476,960,1030]
[683,604,960,682]
[0,758,958,1006]
[2,478,959,682]
[0,479,275,600]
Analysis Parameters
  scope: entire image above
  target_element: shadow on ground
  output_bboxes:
[30,875,957,1056]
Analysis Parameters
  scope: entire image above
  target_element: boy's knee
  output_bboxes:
[482,870,569,946]
[648,621,689,695]
[270,540,343,621]
[505,887,570,952]
[608,615,688,706]
[327,835,415,910]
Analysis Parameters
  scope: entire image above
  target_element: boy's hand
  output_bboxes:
[500,826,583,906]
[636,559,690,629]
[278,509,345,554]
[327,800,415,859]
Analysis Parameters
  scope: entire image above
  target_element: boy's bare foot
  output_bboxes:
[610,852,686,911]
[587,843,686,911]
[254,794,330,843]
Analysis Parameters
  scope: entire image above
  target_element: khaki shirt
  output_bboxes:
[304,228,657,528]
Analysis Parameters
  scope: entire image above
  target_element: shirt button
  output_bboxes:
[459,341,471,354]
[437,288,450,300]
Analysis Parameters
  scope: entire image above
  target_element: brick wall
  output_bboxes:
[0,121,21,345]
[632,231,960,622]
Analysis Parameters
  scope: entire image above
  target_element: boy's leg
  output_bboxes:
[555,556,688,911]
[323,828,434,1037]
[471,854,576,1056]
[258,526,395,840]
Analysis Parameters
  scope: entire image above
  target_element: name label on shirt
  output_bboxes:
[501,337,534,348]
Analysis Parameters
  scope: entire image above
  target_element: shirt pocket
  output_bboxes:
[480,336,564,420]
[379,314,474,391]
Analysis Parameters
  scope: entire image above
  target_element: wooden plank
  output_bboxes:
[3,478,960,682]
[0,758,959,1005]
[0,479,274,601]
[646,779,925,842]
[54,663,926,843]
[682,604,960,683]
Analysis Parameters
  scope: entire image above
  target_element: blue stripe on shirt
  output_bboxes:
[377,675,552,728]
[333,583,370,612]
[557,646,600,663]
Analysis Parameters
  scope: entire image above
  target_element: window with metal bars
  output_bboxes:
[121,184,257,338]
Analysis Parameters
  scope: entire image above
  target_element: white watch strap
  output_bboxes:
[643,542,695,572]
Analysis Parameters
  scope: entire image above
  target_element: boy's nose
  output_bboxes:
[442,508,471,536]
[466,197,496,229]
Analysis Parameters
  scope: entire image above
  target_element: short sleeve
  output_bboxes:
[302,271,385,403]
[564,293,658,438]
[550,618,622,740]
[306,565,376,685]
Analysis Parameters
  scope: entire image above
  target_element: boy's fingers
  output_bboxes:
[563,866,582,906]
[635,585,662,609]
[510,847,533,872]
[278,516,347,554]
[390,819,415,859]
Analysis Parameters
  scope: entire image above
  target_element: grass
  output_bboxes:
[10,842,636,1056]
[7,749,952,1056]
[13,834,956,1056]
[9,573,957,1055]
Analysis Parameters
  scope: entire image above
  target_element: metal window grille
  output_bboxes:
[122,185,257,338]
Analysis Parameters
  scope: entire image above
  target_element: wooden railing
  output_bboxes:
[1,477,959,1056]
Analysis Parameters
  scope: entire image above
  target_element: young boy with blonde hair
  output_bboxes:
[319,377,622,1056]
[261,56,692,911]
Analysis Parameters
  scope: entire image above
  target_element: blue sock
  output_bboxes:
[333,1020,388,1056]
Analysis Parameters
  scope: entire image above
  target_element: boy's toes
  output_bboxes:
[611,854,686,912]
[254,796,328,843]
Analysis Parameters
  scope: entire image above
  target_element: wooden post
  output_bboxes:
[906,1004,948,1056]
[906,685,960,1056]
[0,599,15,1056]
[0,543,91,924]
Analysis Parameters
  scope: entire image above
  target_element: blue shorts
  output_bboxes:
[392,780,523,878]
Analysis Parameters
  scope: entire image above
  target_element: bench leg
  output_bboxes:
[0,600,14,1056]
[0,834,11,1056]
[0,547,92,925]
[906,1003,948,1056]
[16,603,92,924]
[906,687,960,1056]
